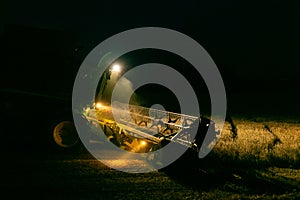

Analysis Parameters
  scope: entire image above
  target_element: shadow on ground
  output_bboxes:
[162,158,300,197]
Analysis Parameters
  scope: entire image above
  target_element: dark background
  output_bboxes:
[1,0,300,155]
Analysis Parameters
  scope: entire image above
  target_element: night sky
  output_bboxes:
[2,1,300,91]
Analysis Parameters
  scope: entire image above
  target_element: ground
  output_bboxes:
[2,114,300,200]
[3,154,300,200]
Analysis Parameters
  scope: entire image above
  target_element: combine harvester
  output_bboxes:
[82,101,220,169]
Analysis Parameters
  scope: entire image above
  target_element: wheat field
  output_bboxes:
[210,116,300,168]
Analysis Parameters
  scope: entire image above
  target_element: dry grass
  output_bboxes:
[210,117,300,168]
